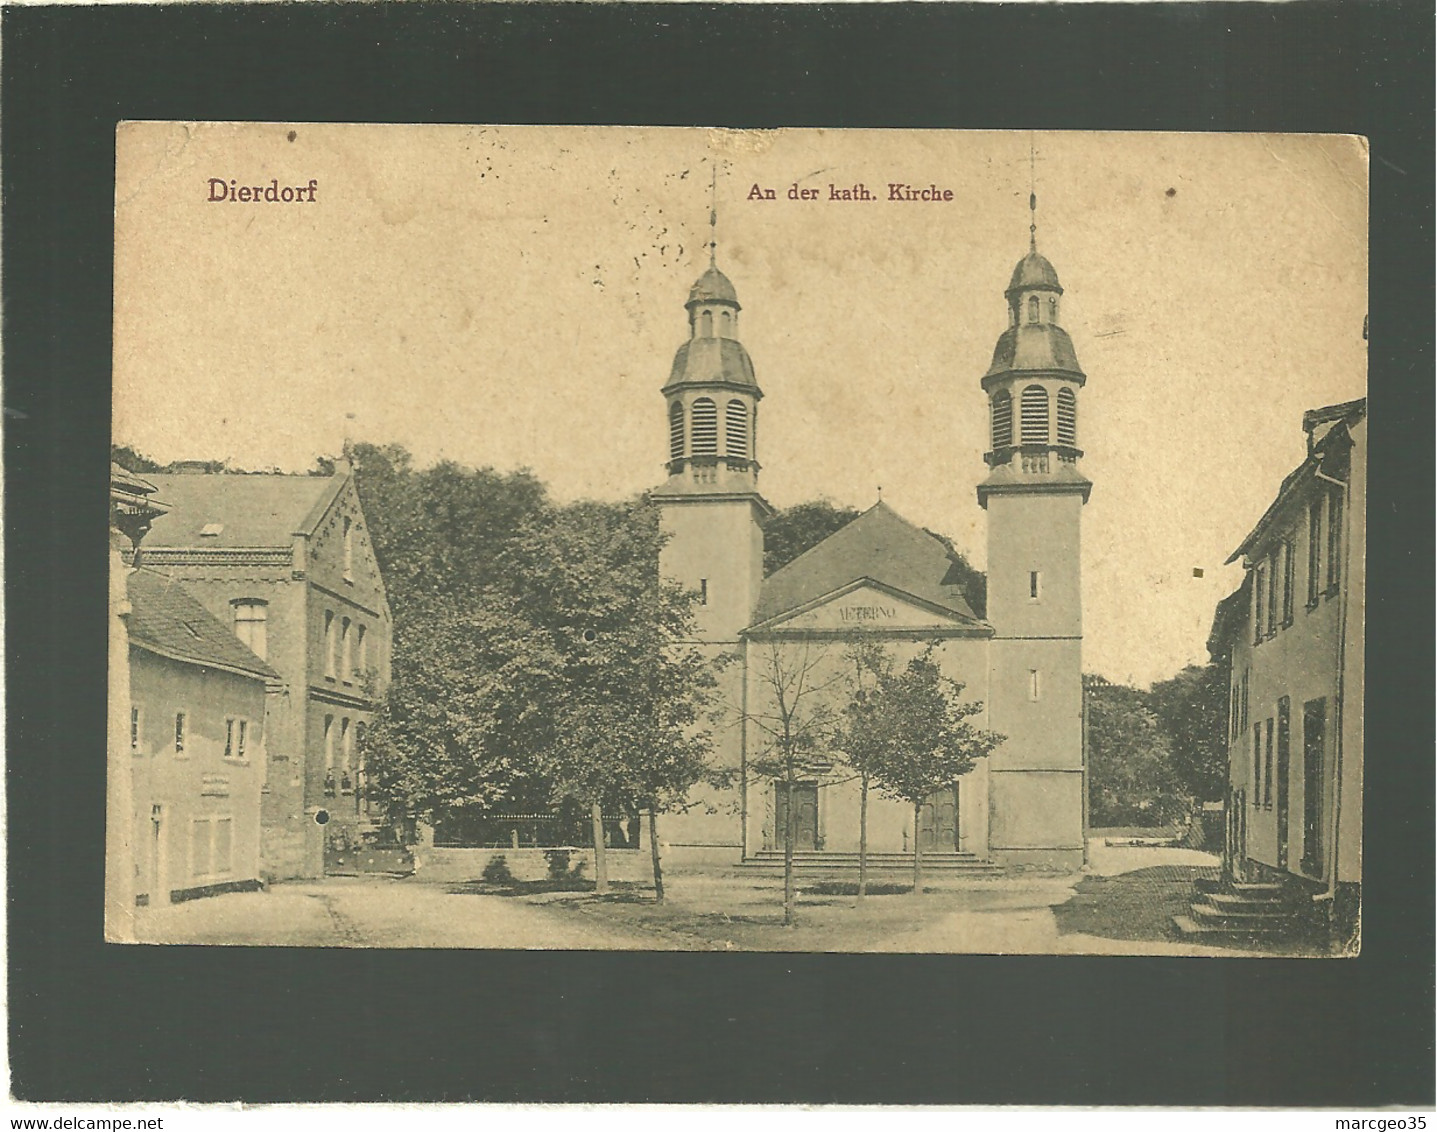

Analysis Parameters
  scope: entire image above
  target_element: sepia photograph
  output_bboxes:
[107,123,1367,956]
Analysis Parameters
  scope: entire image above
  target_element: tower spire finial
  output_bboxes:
[1029,135,1038,252]
[709,160,718,267]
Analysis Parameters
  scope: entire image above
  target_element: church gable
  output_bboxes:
[749,578,989,638]
[751,501,984,630]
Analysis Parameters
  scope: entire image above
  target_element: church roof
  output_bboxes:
[666,336,759,392]
[1006,250,1063,294]
[983,323,1086,382]
[687,265,740,308]
[143,472,347,549]
[127,567,280,681]
[750,501,984,627]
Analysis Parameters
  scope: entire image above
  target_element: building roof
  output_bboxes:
[983,323,1086,382]
[127,568,280,681]
[750,501,985,627]
[665,336,760,392]
[1226,398,1366,565]
[1006,250,1063,295]
[687,265,740,308]
[142,472,346,549]
[1206,573,1253,660]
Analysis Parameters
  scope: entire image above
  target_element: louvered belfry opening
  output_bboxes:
[690,398,718,456]
[725,399,749,459]
[991,391,1013,448]
[668,400,685,461]
[1056,388,1077,446]
[1020,385,1050,444]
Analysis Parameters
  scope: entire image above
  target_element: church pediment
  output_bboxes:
[747,578,990,638]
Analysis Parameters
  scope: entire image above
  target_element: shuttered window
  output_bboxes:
[725,400,749,458]
[1020,386,1049,444]
[991,392,1013,448]
[691,398,718,456]
[1056,388,1077,446]
[668,401,684,461]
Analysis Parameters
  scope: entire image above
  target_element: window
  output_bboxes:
[1281,536,1296,626]
[690,398,718,457]
[1028,669,1041,701]
[224,718,248,760]
[191,817,232,879]
[1028,295,1039,323]
[324,610,336,677]
[1252,722,1262,801]
[341,717,352,771]
[1307,498,1323,607]
[1263,718,1274,809]
[232,601,268,659]
[991,391,1013,448]
[341,617,353,682]
[324,714,335,768]
[701,310,714,336]
[130,706,142,754]
[725,399,749,459]
[721,310,732,335]
[1029,571,1041,600]
[1241,671,1249,731]
[343,516,354,581]
[355,624,367,678]
[668,401,684,461]
[1020,386,1049,445]
[1056,389,1077,446]
[1253,563,1267,643]
[699,578,708,606]
[1326,487,1343,593]
[1048,296,1058,319]
[225,718,235,758]
[174,711,187,755]
[1266,552,1278,637]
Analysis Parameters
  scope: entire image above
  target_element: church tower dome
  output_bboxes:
[978,197,1091,506]
[661,259,763,489]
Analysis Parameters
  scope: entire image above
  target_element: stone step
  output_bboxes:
[1194,876,1285,897]
[1202,890,1291,911]
[1189,898,1301,927]
[1172,914,1289,939]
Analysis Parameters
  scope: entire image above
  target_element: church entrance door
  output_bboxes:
[918,786,959,852]
[774,784,819,851]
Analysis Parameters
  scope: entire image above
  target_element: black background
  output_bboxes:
[5,1,1432,1106]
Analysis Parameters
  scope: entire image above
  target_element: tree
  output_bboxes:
[831,634,893,902]
[762,500,860,574]
[1084,675,1186,827]
[744,640,847,926]
[859,650,1003,896]
[1148,663,1229,804]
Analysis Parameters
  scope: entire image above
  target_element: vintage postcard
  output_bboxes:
[108,124,1366,954]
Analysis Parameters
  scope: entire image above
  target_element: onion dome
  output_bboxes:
[666,337,758,392]
[687,265,741,309]
[1006,250,1063,296]
[983,323,1085,385]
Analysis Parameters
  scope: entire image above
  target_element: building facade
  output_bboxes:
[1208,399,1365,928]
[127,568,279,904]
[654,232,1090,869]
[139,470,392,879]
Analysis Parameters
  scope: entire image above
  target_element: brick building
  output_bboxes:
[139,469,392,879]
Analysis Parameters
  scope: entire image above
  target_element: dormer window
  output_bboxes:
[199,522,223,538]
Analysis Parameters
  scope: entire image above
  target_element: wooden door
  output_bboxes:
[775,784,819,851]
[919,786,959,852]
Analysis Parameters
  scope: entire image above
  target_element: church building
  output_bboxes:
[653,216,1090,870]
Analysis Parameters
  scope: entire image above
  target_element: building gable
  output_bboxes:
[748,578,990,638]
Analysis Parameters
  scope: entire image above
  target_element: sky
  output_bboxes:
[113,125,1368,687]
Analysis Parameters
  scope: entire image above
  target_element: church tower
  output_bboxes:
[649,253,771,860]
[650,258,771,642]
[977,198,1091,868]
